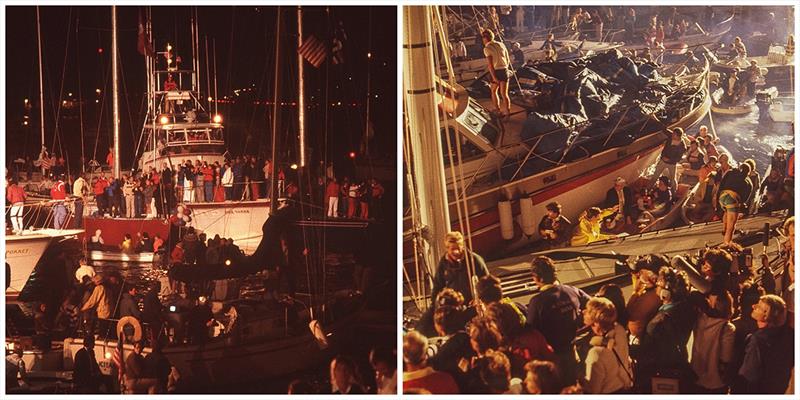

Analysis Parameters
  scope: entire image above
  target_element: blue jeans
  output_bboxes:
[53,203,67,229]
[205,181,213,202]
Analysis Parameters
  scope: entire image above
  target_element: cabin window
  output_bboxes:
[441,127,484,166]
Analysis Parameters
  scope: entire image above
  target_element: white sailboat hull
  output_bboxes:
[186,200,271,254]
[5,229,84,295]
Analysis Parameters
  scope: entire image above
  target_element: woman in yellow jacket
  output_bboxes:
[570,205,619,246]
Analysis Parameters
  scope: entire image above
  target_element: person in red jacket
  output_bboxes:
[170,242,185,264]
[6,179,27,233]
[93,173,110,216]
[51,175,68,229]
[403,330,459,394]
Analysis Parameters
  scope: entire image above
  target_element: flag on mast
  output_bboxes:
[137,9,154,57]
[298,35,328,68]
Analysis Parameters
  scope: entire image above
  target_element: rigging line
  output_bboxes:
[76,9,86,173]
[434,6,477,302]
[92,61,111,163]
[363,7,373,174]
[50,7,75,162]
[117,47,139,173]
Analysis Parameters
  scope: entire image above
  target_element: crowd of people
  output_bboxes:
[4,149,388,236]
[404,219,794,394]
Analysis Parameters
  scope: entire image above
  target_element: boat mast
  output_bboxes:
[403,6,451,294]
[111,5,121,178]
[270,7,282,209]
[297,6,306,169]
[36,6,45,174]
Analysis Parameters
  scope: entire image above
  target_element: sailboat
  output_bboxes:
[6,6,84,300]
[55,6,372,391]
[402,5,788,324]
[81,7,268,256]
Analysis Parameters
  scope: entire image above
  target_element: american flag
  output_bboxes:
[112,336,125,383]
[298,35,328,68]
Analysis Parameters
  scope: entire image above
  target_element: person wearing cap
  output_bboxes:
[731,36,747,60]
[653,127,687,186]
[604,177,635,227]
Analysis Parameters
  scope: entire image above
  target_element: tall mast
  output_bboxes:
[297,6,306,168]
[403,6,451,291]
[213,39,218,115]
[111,6,121,178]
[270,7,282,209]
[36,6,45,172]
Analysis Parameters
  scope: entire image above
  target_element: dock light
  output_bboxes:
[367,52,372,59]
[207,96,213,102]
[167,58,173,65]
[348,151,356,159]
[169,305,177,312]
[166,44,172,51]
[159,115,170,125]
[62,100,68,105]
[225,259,231,266]
[68,92,73,97]
[105,352,112,359]
[97,47,103,54]
[213,114,222,123]
[24,99,28,104]
[290,163,298,170]
[23,121,28,126]
[96,89,101,94]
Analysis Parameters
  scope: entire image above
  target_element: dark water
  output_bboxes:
[705,97,795,176]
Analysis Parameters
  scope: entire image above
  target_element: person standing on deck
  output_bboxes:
[202,161,214,202]
[6,179,27,234]
[222,161,234,201]
[481,29,512,118]
[72,173,88,228]
[51,174,68,229]
[715,162,753,244]
[326,178,340,218]
[123,176,135,219]
[653,128,687,185]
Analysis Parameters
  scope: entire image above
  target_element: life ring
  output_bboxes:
[116,316,143,342]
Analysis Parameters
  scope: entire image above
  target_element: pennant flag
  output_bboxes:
[137,9,155,57]
[298,35,328,68]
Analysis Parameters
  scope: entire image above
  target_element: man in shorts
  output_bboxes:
[482,29,512,118]
[715,162,753,244]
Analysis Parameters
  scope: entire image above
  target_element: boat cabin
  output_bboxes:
[138,69,226,171]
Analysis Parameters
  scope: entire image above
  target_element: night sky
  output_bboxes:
[4,6,397,177]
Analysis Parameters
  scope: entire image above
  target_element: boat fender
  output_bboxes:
[117,316,143,343]
[498,200,514,240]
[519,197,536,237]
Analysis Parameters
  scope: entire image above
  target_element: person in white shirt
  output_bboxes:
[481,29,512,118]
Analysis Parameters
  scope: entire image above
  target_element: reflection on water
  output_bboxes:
[704,93,794,174]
